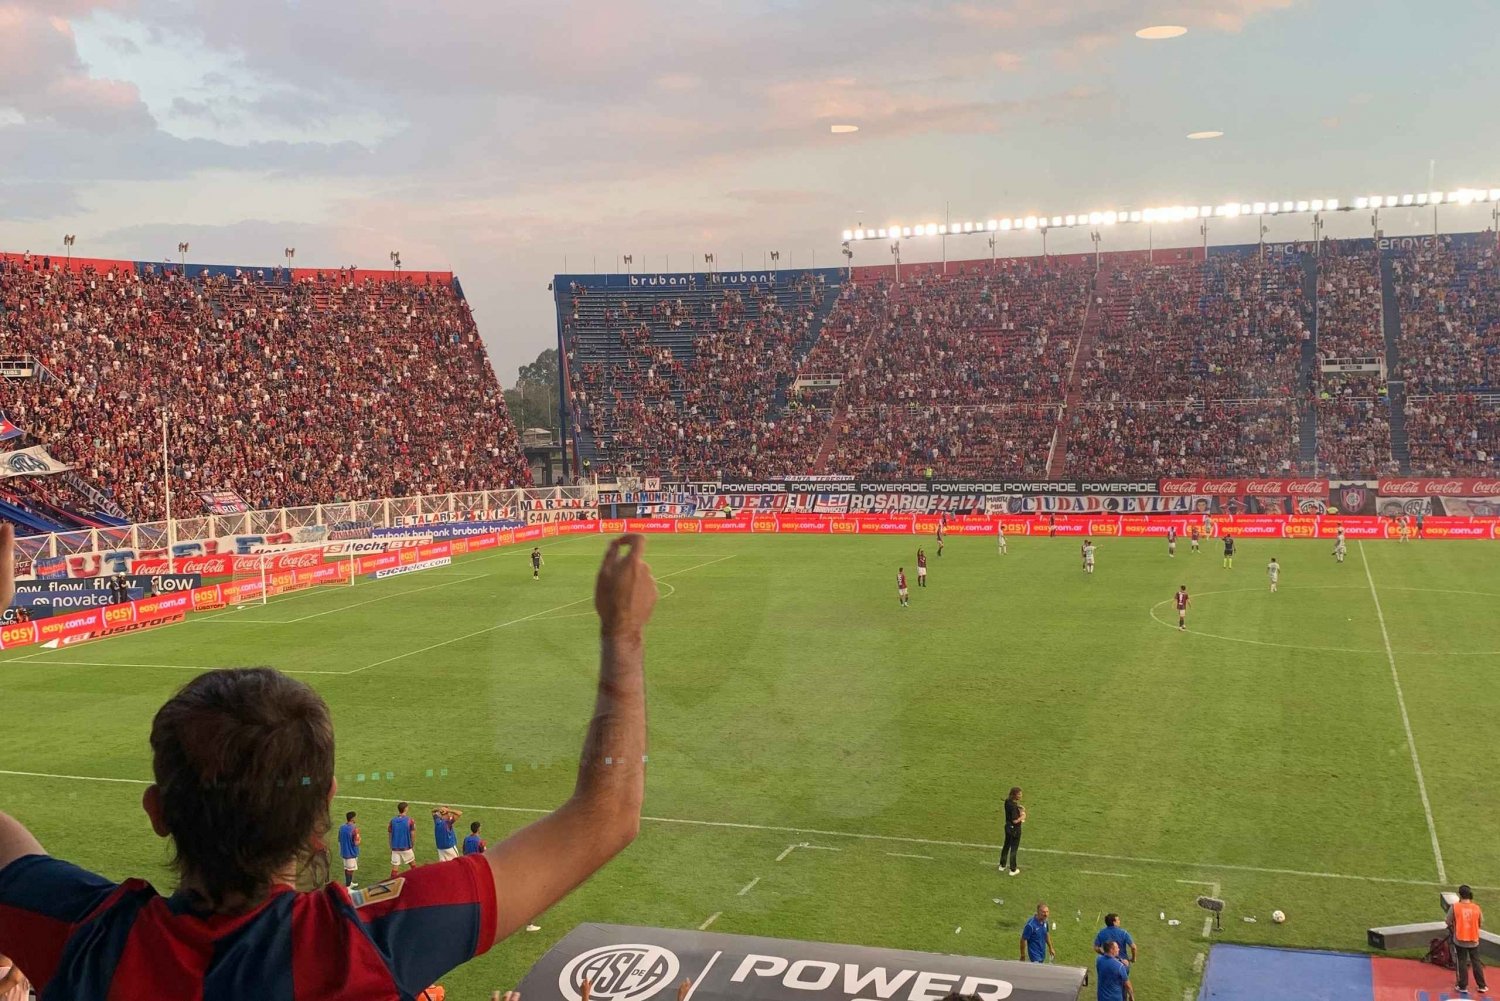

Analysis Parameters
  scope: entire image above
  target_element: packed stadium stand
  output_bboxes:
[0,253,528,529]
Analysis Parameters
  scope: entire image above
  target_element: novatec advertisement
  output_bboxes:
[518,924,1085,1001]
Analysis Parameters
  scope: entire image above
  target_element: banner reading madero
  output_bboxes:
[518,924,1086,1001]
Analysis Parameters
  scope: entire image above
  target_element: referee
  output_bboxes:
[998,787,1025,876]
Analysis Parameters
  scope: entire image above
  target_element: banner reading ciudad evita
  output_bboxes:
[518,924,1086,1001]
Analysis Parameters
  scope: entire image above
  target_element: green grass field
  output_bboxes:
[2,531,1497,998]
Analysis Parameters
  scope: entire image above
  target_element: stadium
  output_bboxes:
[3,4,1500,1001]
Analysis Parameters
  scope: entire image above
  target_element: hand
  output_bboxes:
[678,979,693,1001]
[582,980,593,1001]
[594,535,656,640]
[0,957,29,1001]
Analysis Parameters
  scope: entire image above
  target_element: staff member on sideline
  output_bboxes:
[1448,884,1489,995]
[1021,903,1055,963]
[1095,941,1133,1001]
[998,787,1025,875]
[1094,914,1137,964]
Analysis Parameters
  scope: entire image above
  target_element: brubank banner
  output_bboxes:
[518,924,1086,1001]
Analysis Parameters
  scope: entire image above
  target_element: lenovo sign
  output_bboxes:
[520,925,1084,1001]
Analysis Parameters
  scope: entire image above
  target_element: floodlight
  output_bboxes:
[1142,208,1158,223]
[1400,194,1413,206]
[926,223,939,235]
[1239,203,1252,215]
[1199,205,1212,216]
[1103,210,1118,225]
[1253,202,1267,214]
[1310,199,1324,211]
[1326,199,1339,210]
[1457,189,1476,204]
[842,230,853,241]
[1186,206,1199,219]
[1490,189,1500,201]
[1431,192,1445,203]
[987,220,998,230]
[1384,195,1398,207]
[1354,197,1368,209]
[1024,216,1038,229]
[1088,211,1102,225]
[1296,200,1310,212]
[1416,193,1428,205]
[1065,214,1077,226]
[1000,219,1013,231]
[1129,211,1142,222]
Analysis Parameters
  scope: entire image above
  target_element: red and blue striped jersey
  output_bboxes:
[0,852,496,1000]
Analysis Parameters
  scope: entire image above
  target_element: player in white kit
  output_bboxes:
[1083,540,1096,574]
[1267,557,1280,593]
[996,523,1008,555]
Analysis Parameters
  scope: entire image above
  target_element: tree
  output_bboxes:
[507,348,560,436]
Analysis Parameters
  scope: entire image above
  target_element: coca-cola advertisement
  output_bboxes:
[1377,478,1500,517]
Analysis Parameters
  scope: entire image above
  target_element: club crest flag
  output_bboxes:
[0,445,72,478]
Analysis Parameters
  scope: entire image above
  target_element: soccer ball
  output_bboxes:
[1271,910,1286,924]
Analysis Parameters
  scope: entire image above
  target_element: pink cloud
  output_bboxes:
[0,4,151,129]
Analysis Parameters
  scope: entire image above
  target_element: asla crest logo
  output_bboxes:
[560,944,680,1001]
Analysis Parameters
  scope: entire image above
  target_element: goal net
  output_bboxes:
[225,542,357,605]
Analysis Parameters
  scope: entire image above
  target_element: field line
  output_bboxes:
[0,659,352,675]
[698,912,721,930]
[0,767,1476,889]
[679,950,721,1001]
[1359,542,1446,884]
[345,554,735,675]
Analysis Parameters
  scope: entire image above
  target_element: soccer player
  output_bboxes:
[1201,511,1215,539]
[996,522,1008,555]
[897,568,909,607]
[1083,540,1097,575]
[1222,534,1235,570]
[531,547,543,580]
[389,801,417,879]
[337,811,361,889]
[1190,524,1201,553]
[998,787,1025,875]
[1332,537,1347,564]
[936,517,945,557]
[1167,526,1177,558]
[1267,557,1281,593]
[432,807,463,862]
[462,822,486,856]
[1175,585,1190,631]
[916,548,928,587]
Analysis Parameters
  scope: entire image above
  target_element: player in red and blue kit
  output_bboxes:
[433,807,463,862]
[0,532,659,1001]
[389,802,417,879]
[897,569,909,607]
[337,811,361,888]
[463,823,487,856]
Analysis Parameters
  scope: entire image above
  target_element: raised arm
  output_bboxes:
[482,535,655,944]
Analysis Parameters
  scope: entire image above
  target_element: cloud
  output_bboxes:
[0,4,153,130]
[0,180,82,220]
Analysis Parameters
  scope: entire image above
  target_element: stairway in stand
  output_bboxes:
[1298,251,1320,473]
[1044,270,1105,478]
[1379,255,1412,473]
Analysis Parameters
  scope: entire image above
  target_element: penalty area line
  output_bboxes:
[0,768,1473,890]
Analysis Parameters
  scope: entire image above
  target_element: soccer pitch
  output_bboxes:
[2,532,1497,998]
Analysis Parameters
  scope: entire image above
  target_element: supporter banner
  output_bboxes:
[716,480,1157,496]
[518,924,1086,1001]
[0,412,22,441]
[329,520,377,541]
[0,445,72,479]
[1327,483,1378,515]
[987,494,1200,514]
[201,489,249,514]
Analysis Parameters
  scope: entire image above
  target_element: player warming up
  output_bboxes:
[936,517,945,557]
[1190,524,1201,553]
[1167,526,1177,558]
[916,548,928,587]
[897,568,910,607]
[996,522,1008,555]
[1175,585,1190,631]
[531,547,544,580]
[1267,557,1280,593]
[1222,534,1235,570]
[1083,540,1097,575]
[388,801,417,880]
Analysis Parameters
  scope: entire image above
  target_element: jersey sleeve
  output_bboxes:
[0,855,120,991]
[358,853,497,996]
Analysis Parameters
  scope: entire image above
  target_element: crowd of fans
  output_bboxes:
[1062,402,1297,477]
[563,274,830,479]
[0,257,529,522]
[1314,243,1385,362]
[1080,256,1307,403]
[823,404,1058,478]
[1405,395,1500,475]
[1392,236,1500,395]
[1314,375,1395,478]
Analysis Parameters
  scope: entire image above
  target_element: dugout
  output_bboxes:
[519,923,1086,1001]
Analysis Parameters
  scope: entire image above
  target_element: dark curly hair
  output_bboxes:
[150,668,335,911]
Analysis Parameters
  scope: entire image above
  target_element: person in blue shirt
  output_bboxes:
[336,811,361,889]
[1093,913,1136,964]
[432,807,463,862]
[462,822,486,856]
[388,802,417,880]
[1020,903,1055,963]
[1095,940,1133,1001]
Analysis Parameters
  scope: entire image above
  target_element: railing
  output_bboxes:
[12,486,601,572]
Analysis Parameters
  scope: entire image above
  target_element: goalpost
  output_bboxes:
[224,543,357,606]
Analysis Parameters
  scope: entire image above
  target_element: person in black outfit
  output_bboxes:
[999,786,1026,875]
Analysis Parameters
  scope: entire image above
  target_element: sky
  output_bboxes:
[2,0,1499,384]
